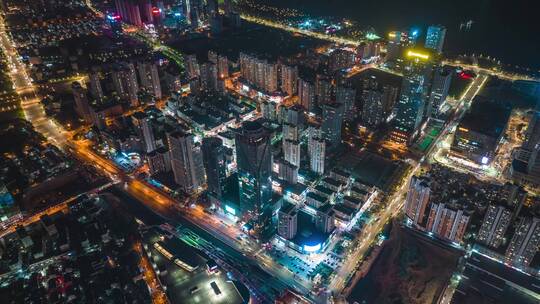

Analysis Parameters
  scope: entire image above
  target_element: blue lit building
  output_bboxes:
[425,25,447,53]
[391,49,434,143]
[235,121,273,231]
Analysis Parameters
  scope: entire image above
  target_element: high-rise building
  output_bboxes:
[336,86,356,121]
[277,159,298,185]
[428,67,452,118]
[391,49,434,142]
[298,78,316,113]
[404,176,431,226]
[477,204,513,248]
[112,63,139,106]
[505,217,540,267]
[316,75,333,105]
[280,65,298,96]
[217,55,229,78]
[283,139,300,168]
[88,68,104,100]
[239,53,278,93]
[146,147,171,175]
[511,96,540,186]
[425,25,447,53]
[309,137,325,175]
[72,82,92,122]
[199,62,218,92]
[329,48,356,71]
[202,137,227,199]
[185,54,200,79]
[315,204,335,234]
[261,101,277,121]
[183,0,204,27]
[362,89,384,128]
[235,121,273,228]
[426,203,471,243]
[132,111,156,153]
[278,202,298,239]
[168,130,204,194]
[322,102,344,148]
[137,61,162,99]
[115,0,142,26]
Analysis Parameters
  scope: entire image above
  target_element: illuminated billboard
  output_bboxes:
[224,205,236,215]
[303,243,322,253]
[406,50,430,60]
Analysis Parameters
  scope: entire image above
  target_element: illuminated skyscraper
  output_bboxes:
[428,67,452,118]
[316,74,332,105]
[88,68,104,100]
[391,49,434,142]
[137,61,162,99]
[202,137,227,199]
[512,96,540,186]
[505,216,540,267]
[425,25,447,53]
[298,78,316,113]
[280,64,298,96]
[336,86,356,121]
[168,130,204,194]
[309,137,325,175]
[72,82,92,122]
[235,121,273,228]
[322,102,344,148]
[132,111,156,153]
[477,204,512,248]
[278,202,298,239]
[404,176,431,226]
[112,63,139,106]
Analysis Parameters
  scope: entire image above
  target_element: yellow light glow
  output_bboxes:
[388,32,396,38]
[458,127,469,132]
[407,50,430,60]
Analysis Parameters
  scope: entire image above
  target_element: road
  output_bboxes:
[328,74,489,299]
[240,14,361,46]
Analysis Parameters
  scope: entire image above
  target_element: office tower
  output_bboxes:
[278,202,298,239]
[425,25,447,53]
[362,89,384,128]
[146,147,171,175]
[316,75,333,105]
[72,82,92,122]
[336,86,356,121]
[199,62,218,92]
[298,78,316,112]
[280,64,298,96]
[217,55,229,78]
[505,217,540,267]
[112,63,139,106]
[309,137,325,175]
[315,204,335,234]
[115,0,142,26]
[88,69,103,100]
[322,102,344,148]
[382,84,399,113]
[137,61,162,99]
[477,204,512,248]
[235,121,273,227]
[409,27,421,45]
[426,203,471,243]
[132,111,156,153]
[278,159,298,184]
[185,54,200,79]
[512,97,540,186]
[428,67,452,118]
[168,131,204,194]
[404,176,431,226]
[391,49,434,142]
[386,31,404,62]
[202,137,227,199]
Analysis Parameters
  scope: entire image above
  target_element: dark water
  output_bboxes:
[254,0,540,71]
